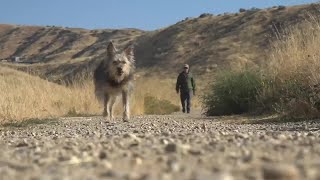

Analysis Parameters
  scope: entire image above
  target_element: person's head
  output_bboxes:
[183,64,189,73]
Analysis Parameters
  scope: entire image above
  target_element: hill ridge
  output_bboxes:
[0,3,319,81]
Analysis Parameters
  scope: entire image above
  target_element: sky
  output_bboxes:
[0,0,318,30]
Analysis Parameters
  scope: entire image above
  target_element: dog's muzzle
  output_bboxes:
[117,67,124,75]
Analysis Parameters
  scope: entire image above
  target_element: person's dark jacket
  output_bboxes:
[176,71,196,94]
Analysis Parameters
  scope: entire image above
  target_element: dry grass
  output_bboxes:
[261,13,320,118]
[0,67,100,122]
[0,67,203,123]
[201,11,320,118]
[267,15,320,85]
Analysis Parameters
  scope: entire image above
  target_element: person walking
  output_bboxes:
[176,64,196,113]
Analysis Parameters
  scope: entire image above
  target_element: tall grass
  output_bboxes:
[144,95,180,115]
[268,20,320,85]
[0,67,100,122]
[131,76,180,115]
[0,67,184,123]
[263,14,320,118]
[202,13,320,119]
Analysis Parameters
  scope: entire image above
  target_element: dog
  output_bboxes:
[93,41,135,121]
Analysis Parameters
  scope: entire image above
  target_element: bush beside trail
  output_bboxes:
[202,14,320,119]
[201,70,263,116]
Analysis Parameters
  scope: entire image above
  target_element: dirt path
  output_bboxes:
[0,112,320,180]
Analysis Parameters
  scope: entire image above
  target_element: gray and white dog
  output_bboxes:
[94,41,135,121]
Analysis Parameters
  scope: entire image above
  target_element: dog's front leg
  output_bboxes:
[103,94,110,119]
[122,91,130,122]
[109,97,116,121]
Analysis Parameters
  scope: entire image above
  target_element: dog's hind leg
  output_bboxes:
[109,97,116,121]
[122,91,130,122]
[103,94,110,119]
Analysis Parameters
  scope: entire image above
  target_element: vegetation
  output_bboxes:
[202,70,263,116]
[144,95,180,115]
[0,67,100,122]
[264,16,320,119]
[202,14,320,119]
[0,67,185,123]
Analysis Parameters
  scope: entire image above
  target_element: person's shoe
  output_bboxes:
[182,109,186,113]
[187,110,190,113]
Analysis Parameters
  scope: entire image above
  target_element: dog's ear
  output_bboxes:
[124,45,134,60]
[107,41,116,56]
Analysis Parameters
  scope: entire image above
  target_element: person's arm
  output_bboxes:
[191,76,196,95]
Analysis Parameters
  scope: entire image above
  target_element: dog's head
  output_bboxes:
[105,42,135,81]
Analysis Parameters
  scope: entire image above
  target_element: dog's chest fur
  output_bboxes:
[94,62,134,95]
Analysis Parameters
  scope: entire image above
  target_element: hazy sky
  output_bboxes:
[0,0,317,30]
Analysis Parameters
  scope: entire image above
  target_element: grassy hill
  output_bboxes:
[1,4,319,82]
[0,24,143,63]
[134,4,320,72]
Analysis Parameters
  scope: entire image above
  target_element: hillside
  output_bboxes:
[135,4,320,71]
[0,3,319,81]
[0,24,143,63]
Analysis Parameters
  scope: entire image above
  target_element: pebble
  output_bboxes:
[99,151,108,160]
[167,159,180,172]
[165,143,177,153]
[262,164,300,180]
[15,139,28,147]
[189,149,203,156]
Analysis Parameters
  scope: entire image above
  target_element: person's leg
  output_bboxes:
[180,92,186,113]
[187,90,192,113]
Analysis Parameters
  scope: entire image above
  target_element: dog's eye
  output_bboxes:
[112,61,117,64]
[121,61,126,64]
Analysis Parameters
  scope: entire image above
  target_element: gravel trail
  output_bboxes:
[0,112,320,180]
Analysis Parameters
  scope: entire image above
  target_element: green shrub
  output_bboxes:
[202,69,320,118]
[202,70,263,116]
[144,96,180,115]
